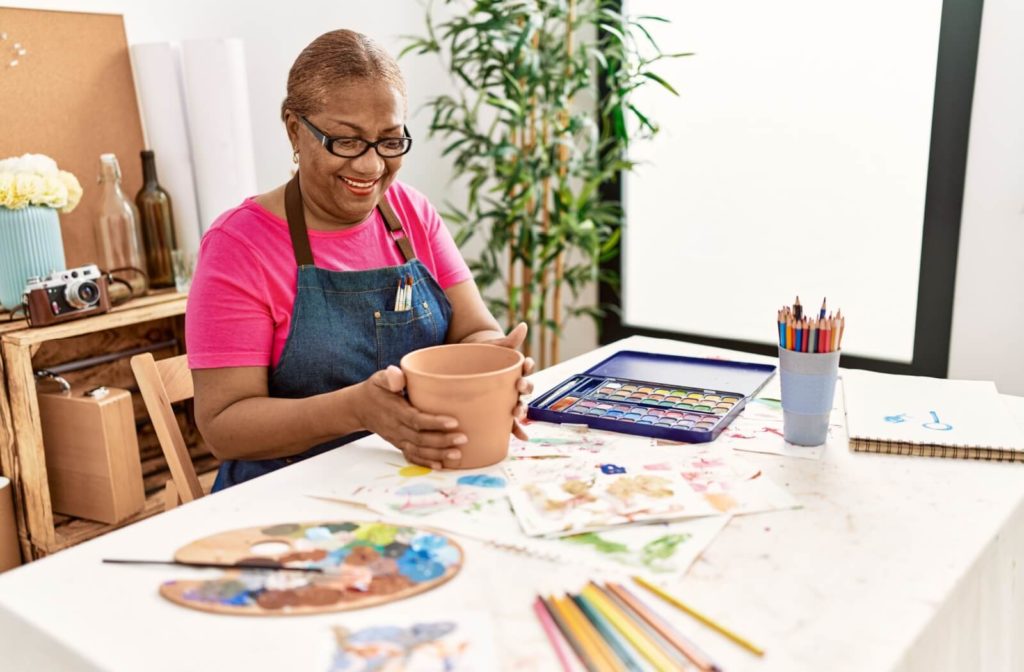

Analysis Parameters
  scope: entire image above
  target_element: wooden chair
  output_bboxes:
[130,353,206,511]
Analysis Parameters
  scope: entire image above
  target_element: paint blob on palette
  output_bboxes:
[326,611,497,671]
[159,521,462,616]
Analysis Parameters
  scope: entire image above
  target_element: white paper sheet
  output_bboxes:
[130,42,203,257]
[180,38,258,232]
[842,369,1024,450]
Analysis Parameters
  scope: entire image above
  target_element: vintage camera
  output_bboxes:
[23,264,111,327]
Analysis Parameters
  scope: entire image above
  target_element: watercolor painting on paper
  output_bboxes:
[503,458,720,536]
[340,461,509,517]
[326,612,497,671]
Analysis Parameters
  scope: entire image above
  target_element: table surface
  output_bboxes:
[1,335,1022,672]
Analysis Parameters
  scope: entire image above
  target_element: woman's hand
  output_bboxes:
[354,366,467,469]
[472,322,535,440]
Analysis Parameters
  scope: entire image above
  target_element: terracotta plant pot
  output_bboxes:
[401,343,524,469]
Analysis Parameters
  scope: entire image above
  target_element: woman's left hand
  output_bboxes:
[474,322,534,439]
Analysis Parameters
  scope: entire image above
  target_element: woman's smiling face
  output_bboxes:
[287,79,407,228]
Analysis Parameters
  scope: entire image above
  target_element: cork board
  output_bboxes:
[0,8,145,268]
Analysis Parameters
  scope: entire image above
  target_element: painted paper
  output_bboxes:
[326,611,497,671]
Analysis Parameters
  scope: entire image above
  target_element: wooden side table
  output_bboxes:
[0,292,191,560]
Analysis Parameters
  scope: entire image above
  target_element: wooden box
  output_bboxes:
[38,386,144,524]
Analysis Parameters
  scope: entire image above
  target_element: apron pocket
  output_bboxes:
[374,302,442,370]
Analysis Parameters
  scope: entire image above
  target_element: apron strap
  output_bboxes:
[284,174,417,267]
[378,198,417,263]
[285,175,315,267]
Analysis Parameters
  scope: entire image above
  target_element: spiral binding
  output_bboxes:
[850,438,1024,463]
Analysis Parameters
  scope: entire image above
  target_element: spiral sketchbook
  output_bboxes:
[842,370,1024,462]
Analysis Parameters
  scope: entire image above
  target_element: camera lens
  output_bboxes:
[65,280,100,309]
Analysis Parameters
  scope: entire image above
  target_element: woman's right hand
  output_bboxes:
[354,365,467,469]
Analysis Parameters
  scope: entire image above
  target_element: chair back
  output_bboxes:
[130,353,204,506]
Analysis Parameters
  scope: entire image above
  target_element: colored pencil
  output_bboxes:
[822,318,831,353]
[808,318,817,354]
[101,558,325,573]
[606,582,720,672]
[795,319,803,352]
[777,310,785,348]
[393,278,402,311]
[592,583,692,669]
[573,593,645,672]
[793,295,802,321]
[819,296,827,319]
[541,594,596,672]
[555,594,621,672]
[786,316,794,350]
[633,575,765,657]
[581,584,681,671]
[534,597,576,672]
[837,315,845,349]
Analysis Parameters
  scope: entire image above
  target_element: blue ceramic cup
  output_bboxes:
[778,347,840,446]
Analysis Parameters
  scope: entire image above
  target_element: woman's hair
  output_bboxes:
[281,29,407,121]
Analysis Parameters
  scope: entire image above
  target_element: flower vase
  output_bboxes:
[0,205,67,310]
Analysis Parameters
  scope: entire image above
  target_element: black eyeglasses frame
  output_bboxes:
[299,116,413,159]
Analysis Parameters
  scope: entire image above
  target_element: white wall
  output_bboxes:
[948,0,1024,396]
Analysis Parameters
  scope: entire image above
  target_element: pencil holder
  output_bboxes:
[778,347,840,446]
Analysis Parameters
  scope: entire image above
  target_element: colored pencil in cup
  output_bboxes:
[793,295,803,321]
[633,575,765,657]
[819,296,827,319]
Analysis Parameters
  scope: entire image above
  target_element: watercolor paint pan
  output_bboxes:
[528,350,776,443]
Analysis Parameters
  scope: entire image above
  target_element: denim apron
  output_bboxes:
[211,176,453,491]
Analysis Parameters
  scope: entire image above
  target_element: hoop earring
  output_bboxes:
[292,149,299,164]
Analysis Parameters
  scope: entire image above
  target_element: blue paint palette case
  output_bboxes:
[527,350,776,443]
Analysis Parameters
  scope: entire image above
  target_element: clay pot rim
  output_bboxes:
[400,343,524,380]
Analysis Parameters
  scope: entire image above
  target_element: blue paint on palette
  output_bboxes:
[456,474,506,488]
[600,464,626,475]
[171,522,463,614]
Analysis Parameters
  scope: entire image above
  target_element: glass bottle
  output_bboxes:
[96,153,147,297]
[135,150,177,288]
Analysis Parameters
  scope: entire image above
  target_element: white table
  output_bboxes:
[1,336,1022,672]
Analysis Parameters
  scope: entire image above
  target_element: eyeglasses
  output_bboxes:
[299,116,413,159]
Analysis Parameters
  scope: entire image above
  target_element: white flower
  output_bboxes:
[0,153,83,213]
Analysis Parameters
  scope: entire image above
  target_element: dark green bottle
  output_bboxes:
[135,150,177,289]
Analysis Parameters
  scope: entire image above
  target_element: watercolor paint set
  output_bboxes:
[528,350,776,443]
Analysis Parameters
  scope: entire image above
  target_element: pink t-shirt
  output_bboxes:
[185,181,471,369]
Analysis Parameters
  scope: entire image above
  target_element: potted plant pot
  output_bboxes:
[401,343,524,469]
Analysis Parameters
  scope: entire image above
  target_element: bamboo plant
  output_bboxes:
[403,0,683,367]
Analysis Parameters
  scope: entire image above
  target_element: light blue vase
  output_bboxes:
[0,205,67,310]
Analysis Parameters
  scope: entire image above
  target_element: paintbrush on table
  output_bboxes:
[102,558,325,573]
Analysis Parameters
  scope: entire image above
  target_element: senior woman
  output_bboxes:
[185,29,533,491]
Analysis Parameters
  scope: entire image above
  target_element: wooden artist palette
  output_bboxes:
[159,520,463,616]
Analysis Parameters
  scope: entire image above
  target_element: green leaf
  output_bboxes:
[641,71,679,96]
